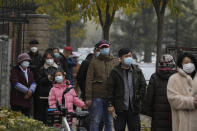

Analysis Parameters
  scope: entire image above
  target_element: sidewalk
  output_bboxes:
[73,114,151,131]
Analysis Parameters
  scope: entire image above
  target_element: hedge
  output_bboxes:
[0,107,58,131]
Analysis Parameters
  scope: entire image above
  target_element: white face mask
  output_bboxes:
[46,59,54,66]
[30,47,38,53]
[182,63,195,74]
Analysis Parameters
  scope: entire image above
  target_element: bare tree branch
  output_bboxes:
[105,2,110,26]
[152,0,160,16]
[109,9,116,26]
[96,4,104,27]
[160,0,169,15]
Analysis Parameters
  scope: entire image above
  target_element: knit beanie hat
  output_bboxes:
[158,54,176,69]
[17,53,31,63]
[29,40,39,45]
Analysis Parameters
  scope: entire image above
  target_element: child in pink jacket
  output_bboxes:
[48,70,86,130]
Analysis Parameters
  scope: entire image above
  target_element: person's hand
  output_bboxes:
[48,75,53,81]
[85,100,92,107]
[24,90,32,99]
[194,95,197,105]
[108,106,115,115]
[82,104,88,110]
[27,90,32,97]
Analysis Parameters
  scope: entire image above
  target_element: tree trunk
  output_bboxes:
[66,20,71,46]
[142,6,154,63]
[175,18,179,47]
[156,16,164,66]
[102,25,110,41]
[144,44,152,63]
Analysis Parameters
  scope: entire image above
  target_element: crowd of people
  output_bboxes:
[9,39,197,131]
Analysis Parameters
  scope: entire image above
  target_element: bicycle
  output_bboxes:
[46,86,89,131]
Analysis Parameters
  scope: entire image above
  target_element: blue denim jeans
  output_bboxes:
[90,98,113,131]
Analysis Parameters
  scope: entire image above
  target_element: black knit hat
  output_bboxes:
[94,42,101,48]
[29,40,39,45]
[118,48,132,57]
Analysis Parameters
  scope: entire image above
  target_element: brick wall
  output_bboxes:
[23,14,50,54]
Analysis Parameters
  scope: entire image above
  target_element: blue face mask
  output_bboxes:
[54,53,60,58]
[123,57,133,66]
[55,76,63,83]
[100,48,110,55]
[21,61,30,68]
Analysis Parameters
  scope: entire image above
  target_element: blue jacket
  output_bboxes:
[67,57,76,85]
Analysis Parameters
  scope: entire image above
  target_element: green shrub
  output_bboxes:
[0,107,58,131]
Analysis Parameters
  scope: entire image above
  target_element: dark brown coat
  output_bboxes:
[10,66,35,108]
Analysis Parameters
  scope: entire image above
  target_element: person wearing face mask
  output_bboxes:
[167,52,197,131]
[10,53,37,117]
[48,70,87,130]
[142,54,176,131]
[53,48,64,67]
[85,40,119,131]
[28,40,43,80]
[77,42,101,101]
[106,48,146,131]
[76,43,102,131]
[38,49,62,123]
[27,40,43,120]
[61,46,76,86]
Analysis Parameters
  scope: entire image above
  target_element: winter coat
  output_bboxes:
[142,70,176,131]
[76,54,94,100]
[10,66,35,108]
[106,63,146,113]
[167,68,197,131]
[86,55,120,100]
[28,51,43,82]
[38,63,60,97]
[48,81,85,113]
[67,57,77,85]
[59,55,70,82]
[54,53,64,68]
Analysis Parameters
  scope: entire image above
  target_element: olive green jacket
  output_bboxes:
[85,55,120,100]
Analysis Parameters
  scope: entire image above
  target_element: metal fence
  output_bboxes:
[0,35,12,108]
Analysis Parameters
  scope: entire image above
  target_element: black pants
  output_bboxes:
[39,99,49,124]
[33,93,41,120]
[114,109,140,131]
[11,105,31,117]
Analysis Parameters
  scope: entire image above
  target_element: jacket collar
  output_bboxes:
[53,80,70,88]
[97,55,112,61]
[44,62,58,69]
[28,51,40,56]
[177,68,197,87]
[113,63,138,78]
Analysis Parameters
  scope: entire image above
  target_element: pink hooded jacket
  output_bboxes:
[48,80,85,112]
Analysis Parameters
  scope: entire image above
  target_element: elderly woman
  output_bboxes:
[167,52,197,131]
[10,53,37,117]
